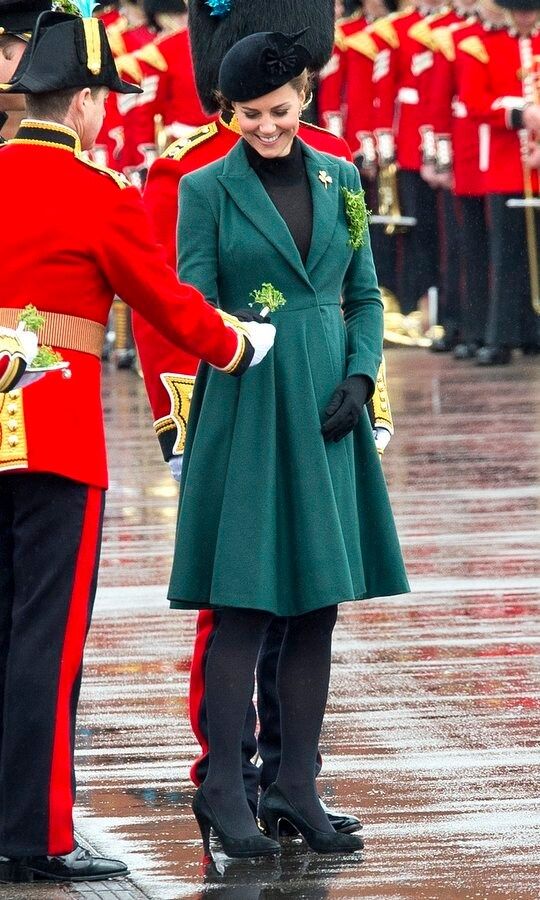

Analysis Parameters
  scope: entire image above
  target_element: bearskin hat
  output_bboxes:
[189,0,334,113]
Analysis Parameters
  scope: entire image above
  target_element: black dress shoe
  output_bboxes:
[453,341,481,360]
[476,345,512,366]
[26,844,128,882]
[320,799,363,834]
[430,333,459,353]
[521,343,540,356]
[260,797,362,836]
[0,856,33,883]
[259,784,363,854]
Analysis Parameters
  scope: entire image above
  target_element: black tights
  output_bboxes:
[202,605,338,839]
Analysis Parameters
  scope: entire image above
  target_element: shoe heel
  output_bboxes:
[194,810,211,854]
[260,809,280,842]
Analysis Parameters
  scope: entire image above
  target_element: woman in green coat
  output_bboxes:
[169,30,409,858]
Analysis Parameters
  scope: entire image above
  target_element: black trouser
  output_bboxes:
[456,195,490,345]
[363,178,398,296]
[397,169,439,314]
[0,473,104,857]
[487,194,540,348]
[191,615,322,812]
[439,189,463,336]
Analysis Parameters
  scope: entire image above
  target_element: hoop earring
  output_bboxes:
[302,91,313,111]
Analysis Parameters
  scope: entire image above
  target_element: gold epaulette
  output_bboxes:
[76,154,130,189]
[161,121,218,160]
[334,10,363,50]
[106,21,128,58]
[115,51,144,84]
[134,41,168,72]
[408,19,436,51]
[431,26,455,61]
[346,30,378,61]
[371,16,400,49]
[457,35,489,64]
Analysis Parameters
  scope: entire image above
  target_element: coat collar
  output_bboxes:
[217,139,342,283]
[9,119,81,154]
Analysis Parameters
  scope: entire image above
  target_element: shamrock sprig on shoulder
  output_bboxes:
[341,187,370,251]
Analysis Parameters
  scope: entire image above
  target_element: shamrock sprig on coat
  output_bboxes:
[341,187,370,251]
[250,283,287,317]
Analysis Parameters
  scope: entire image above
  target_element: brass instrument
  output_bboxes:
[376,162,410,235]
[511,51,540,315]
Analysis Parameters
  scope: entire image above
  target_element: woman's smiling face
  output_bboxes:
[233,81,305,159]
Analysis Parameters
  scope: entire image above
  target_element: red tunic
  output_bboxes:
[0,123,242,488]
[94,22,155,171]
[424,17,492,196]
[119,27,215,171]
[318,12,367,135]
[134,118,352,458]
[460,27,540,194]
[372,8,441,171]
[344,25,380,159]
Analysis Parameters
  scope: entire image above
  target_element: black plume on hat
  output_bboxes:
[219,30,311,102]
[189,0,334,113]
[3,10,142,93]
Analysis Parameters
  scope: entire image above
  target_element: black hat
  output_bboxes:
[3,10,142,92]
[189,0,334,113]
[219,30,311,102]
[0,0,54,39]
[497,0,540,8]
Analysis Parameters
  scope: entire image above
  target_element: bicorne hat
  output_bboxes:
[2,10,142,92]
[496,0,540,9]
[189,0,334,113]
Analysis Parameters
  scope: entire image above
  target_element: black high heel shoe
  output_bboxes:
[192,787,281,859]
[259,784,364,854]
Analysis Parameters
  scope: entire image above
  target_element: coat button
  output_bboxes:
[7,403,18,414]
[8,435,19,447]
[8,391,19,400]
[7,419,18,432]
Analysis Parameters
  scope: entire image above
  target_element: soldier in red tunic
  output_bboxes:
[460,0,540,362]
[134,0,375,836]
[317,0,364,135]
[0,10,273,883]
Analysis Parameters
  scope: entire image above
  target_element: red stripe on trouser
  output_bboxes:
[47,486,102,855]
[188,609,216,786]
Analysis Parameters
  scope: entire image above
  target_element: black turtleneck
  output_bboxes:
[243,137,313,264]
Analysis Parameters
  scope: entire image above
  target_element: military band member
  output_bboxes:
[371,0,445,316]
[0,10,273,883]
[318,0,364,135]
[460,0,540,362]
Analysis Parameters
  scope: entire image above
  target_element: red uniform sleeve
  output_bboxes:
[318,43,346,132]
[95,184,239,371]
[459,42,511,131]
[345,35,377,158]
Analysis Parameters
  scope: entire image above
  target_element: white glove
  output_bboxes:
[374,426,392,455]
[168,454,183,482]
[240,320,276,367]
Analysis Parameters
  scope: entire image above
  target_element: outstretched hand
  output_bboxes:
[321,375,371,443]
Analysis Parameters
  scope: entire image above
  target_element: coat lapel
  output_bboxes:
[302,145,341,275]
[217,141,310,286]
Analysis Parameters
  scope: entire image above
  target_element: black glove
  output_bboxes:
[321,375,371,443]
[233,308,270,324]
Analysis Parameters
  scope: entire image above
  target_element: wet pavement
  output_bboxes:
[4,349,539,900]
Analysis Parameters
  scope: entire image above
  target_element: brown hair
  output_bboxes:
[26,86,103,122]
[215,68,312,112]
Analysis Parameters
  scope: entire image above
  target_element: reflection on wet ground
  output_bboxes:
[9,349,539,900]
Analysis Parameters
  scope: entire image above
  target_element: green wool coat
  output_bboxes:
[168,139,410,616]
